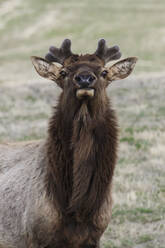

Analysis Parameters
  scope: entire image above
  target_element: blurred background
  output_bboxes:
[1,0,165,83]
[0,0,165,247]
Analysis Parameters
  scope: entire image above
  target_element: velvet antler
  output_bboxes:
[95,39,121,63]
[45,38,121,65]
[45,39,75,65]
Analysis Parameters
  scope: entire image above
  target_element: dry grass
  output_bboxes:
[1,0,165,85]
[0,0,165,247]
[0,75,165,248]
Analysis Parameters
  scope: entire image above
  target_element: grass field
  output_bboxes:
[0,0,165,247]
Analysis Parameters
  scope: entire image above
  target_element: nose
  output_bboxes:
[75,73,96,88]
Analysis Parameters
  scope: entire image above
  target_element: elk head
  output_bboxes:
[31,39,137,100]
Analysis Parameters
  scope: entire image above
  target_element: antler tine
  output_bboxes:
[45,39,74,65]
[95,39,122,64]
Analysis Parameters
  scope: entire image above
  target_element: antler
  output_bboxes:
[45,38,121,65]
[95,39,122,64]
[45,39,75,65]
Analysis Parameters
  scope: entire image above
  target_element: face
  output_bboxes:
[58,55,110,99]
[31,55,137,100]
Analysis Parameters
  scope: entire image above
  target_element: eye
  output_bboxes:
[60,70,67,78]
[101,70,108,78]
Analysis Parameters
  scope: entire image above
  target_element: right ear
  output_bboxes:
[106,57,138,82]
[31,56,62,81]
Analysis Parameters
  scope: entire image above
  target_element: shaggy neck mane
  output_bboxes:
[45,90,118,221]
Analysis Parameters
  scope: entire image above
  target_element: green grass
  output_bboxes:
[112,207,165,224]
[136,234,154,244]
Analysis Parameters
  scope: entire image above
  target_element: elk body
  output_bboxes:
[0,39,137,248]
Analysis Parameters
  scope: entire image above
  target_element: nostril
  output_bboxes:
[75,76,82,83]
[88,75,95,83]
[75,74,96,87]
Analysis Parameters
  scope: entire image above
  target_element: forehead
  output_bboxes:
[64,54,104,73]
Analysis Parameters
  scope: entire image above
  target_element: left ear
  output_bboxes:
[31,56,62,81]
[107,57,138,82]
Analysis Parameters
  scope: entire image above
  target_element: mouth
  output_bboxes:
[76,88,95,99]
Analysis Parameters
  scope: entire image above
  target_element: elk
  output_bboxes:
[0,39,137,248]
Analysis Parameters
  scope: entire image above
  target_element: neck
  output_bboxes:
[45,90,118,219]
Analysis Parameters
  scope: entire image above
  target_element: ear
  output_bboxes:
[31,56,62,81]
[107,57,138,82]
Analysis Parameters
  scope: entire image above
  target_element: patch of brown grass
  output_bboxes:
[0,74,165,247]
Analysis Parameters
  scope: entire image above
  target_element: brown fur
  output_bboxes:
[44,67,118,247]
[29,52,136,247]
[0,41,137,248]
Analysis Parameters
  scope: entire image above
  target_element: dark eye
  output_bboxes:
[101,70,108,78]
[60,70,67,78]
